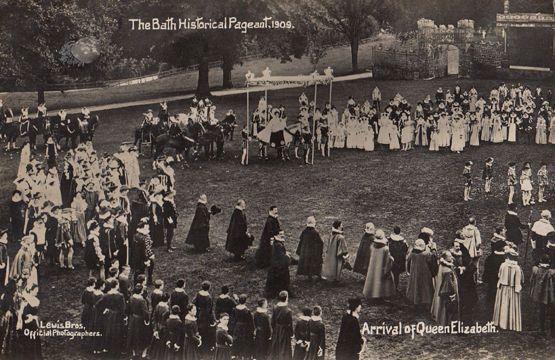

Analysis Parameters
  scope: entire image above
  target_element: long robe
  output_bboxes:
[265,241,291,298]
[296,227,324,276]
[255,215,280,268]
[362,242,395,299]
[185,202,210,251]
[225,208,250,256]
[431,264,459,325]
[293,317,311,360]
[321,232,348,281]
[493,260,523,331]
[183,318,201,360]
[406,250,436,305]
[193,292,216,354]
[353,233,374,275]
[214,326,233,360]
[306,319,325,360]
[335,313,363,360]
[504,211,527,245]
[127,294,150,354]
[483,251,506,307]
[253,310,272,360]
[270,304,293,360]
[232,306,254,358]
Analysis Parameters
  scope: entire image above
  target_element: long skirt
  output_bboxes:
[74,213,87,245]
[508,124,516,142]
[536,129,547,144]
[492,285,521,331]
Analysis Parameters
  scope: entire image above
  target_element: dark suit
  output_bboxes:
[335,313,363,360]
[504,211,527,245]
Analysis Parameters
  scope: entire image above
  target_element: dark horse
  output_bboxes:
[134,121,167,156]
[152,133,196,162]
[187,122,227,159]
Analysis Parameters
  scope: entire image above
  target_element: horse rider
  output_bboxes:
[168,116,183,139]
[158,102,169,126]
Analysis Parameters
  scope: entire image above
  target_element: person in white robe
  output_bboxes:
[492,248,523,331]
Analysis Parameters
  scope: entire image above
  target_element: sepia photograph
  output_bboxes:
[0,0,554,359]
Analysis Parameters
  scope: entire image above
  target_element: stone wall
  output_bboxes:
[372,19,507,79]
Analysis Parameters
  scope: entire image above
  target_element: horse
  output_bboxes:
[134,119,167,156]
[152,133,197,163]
[185,122,226,159]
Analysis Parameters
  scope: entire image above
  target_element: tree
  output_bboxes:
[307,0,393,73]
[0,0,121,103]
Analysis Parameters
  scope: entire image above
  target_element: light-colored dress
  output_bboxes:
[492,260,522,331]
[535,117,547,144]
[321,232,348,281]
[450,120,465,152]
[363,126,374,152]
[401,120,415,144]
[508,118,517,142]
[549,117,555,144]
[389,124,400,150]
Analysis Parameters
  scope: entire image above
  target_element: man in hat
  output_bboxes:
[225,199,251,261]
[265,231,291,298]
[185,194,212,253]
[463,162,473,202]
[482,228,508,316]
[353,222,375,275]
[482,157,494,194]
[336,298,365,360]
[255,206,281,268]
[406,238,436,312]
[296,216,324,281]
[163,191,178,253]
[221,109,237,140]
[531,210,555,264]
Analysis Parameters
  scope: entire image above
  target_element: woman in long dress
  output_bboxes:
[491,114,504,144]
[450,117,465,153]
[388,122,400,151]
[183,304,202,360]
[549,115,555,144]
[437,114,450,147]
[469,115,480,147]
[535,116,547,144]
[508,113,517,143]
[376,114,390,147]
[214,313,233,360]
[362,230,395,300]
[400,117,415,151]
[480,114,492,142]
[414,117,428,147]
[492,249,523,331]
[17,142,31,179]
[363,124,374,152]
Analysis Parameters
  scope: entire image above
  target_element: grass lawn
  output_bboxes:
[0,36,395,111]
[0,77,554,359]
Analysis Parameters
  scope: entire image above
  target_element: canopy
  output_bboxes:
[245,67,334,87]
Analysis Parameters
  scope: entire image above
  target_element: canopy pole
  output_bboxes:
[246,84,249,165]
[265,86,268,159]
[329,80,333,104]
[311,82,317,165]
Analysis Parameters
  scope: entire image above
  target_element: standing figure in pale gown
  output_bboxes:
[469,114,480,147]
[508,113,517,143]
[400,115,415,151]
[71,192,88,245]
[388,121,400,151]
[429,124,439,152]
[437,113,451,148]
[450,116,465,153]
[492,248,523,331]
[549,115,555,144]
[377,114,390,147]
[520,163,534,206]
[491,113,504,144]
[501,114,509,141]
[363,123,374,152]
[18,142,31,179]
[480,113,492,142]
[535,115,547,144]
[44,167,62,206]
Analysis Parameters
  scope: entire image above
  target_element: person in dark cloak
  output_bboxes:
[81,277,97,334]
[163,191,178,252]
[149,192,165,247]
[97,279,126,357]
[293,307,312,360]
[335,298,365,360]
[454,235,478,324]
[215,286,237,325]
[149,293,170,360]
[130,220,150,284]
[270,291,293,360]
[296,216,324,281]
[482,229,508,316]
[193,281,217,355]
[182,304,202,360]
[388,226,408,291]
[255,206,281,268]
[8,190,26,243]
[186,194,220,253]
[0,230,9,293]
[307,306,326,360]
[353,222,375,275]
[127,284,150,358]
[231,294,254,359]
[529,254,555,334]
[214,313,234,360]
[162,305,183,360]
[169,279,189,320]
[225,199,252,261]
[253,298,272,360]
[504,204,529,247]
[265,231,291,299]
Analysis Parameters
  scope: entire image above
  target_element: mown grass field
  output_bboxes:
[0,77,554,359]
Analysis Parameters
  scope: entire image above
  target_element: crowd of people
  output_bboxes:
[247,83,554,165]
[0,82,553,359]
